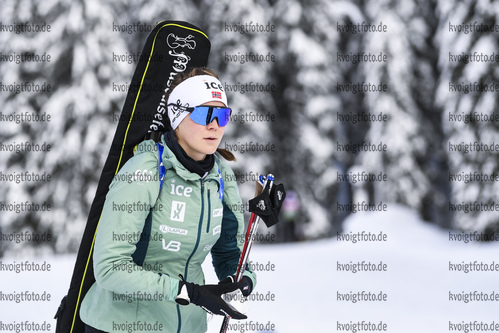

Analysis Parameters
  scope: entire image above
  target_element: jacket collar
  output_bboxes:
[160,136,221,184]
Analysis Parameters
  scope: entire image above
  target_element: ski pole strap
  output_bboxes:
[248,174,285,228]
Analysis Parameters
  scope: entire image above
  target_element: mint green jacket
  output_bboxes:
[80,137,256,332]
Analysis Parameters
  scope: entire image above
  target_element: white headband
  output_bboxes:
[167,75,228,129]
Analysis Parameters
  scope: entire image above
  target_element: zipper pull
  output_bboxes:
[201,171,208,188]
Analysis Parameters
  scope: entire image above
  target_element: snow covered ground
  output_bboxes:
[2,204,498,332]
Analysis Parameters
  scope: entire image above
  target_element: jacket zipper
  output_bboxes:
[206,189,211,233]
[178,179,205,333]
[183,179,205,280]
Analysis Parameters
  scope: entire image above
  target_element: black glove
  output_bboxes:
[249,182,286,227]
[219,275,253,297]
[175,275,247,319]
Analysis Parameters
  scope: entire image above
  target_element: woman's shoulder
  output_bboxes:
[214,153,236,179]
[214,154,244,207]
[118,139,161,175]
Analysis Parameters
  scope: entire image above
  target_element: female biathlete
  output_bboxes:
[80,68,256,333]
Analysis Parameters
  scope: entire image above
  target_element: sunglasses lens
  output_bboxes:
[190,106,232,126]
[212,107,232,126]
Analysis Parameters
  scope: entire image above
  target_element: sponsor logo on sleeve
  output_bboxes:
[213,208,223,217]
[213,225,221,236]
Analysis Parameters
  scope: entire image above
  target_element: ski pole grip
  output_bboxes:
[254,173,274,196]
[254,181,263,197]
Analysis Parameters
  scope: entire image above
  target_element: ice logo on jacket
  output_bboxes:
[166,33,196,49]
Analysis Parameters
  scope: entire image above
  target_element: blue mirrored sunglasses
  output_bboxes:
[168,104,232,127]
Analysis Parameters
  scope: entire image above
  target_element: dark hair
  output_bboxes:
[166,67,236,162]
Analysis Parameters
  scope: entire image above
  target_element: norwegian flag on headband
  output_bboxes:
[212,91,222,99]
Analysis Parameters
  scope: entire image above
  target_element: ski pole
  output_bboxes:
[219,174,274,333]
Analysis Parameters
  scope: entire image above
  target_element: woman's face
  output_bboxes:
[175,101,227,161]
